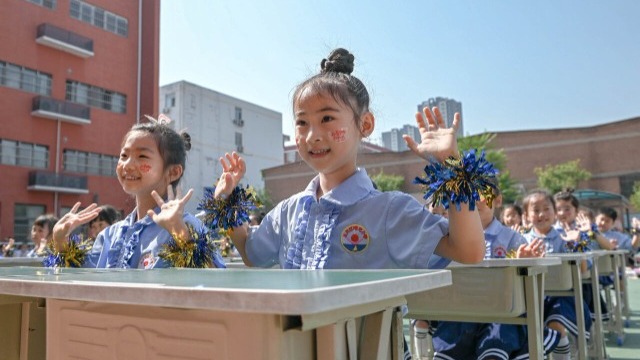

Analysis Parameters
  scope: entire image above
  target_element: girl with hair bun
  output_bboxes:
[214,47,493,270]
[50,115,225,269]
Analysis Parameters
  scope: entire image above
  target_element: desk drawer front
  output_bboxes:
[405,267,525,318]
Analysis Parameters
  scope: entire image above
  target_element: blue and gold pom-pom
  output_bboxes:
[414,149,499,211]
[566,231,592,253]
[42,234,93,268]
[159,224,219,268]
[197,185,260,230]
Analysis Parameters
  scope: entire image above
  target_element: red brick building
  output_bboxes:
[264,117,640,211]
[0,0,159,242]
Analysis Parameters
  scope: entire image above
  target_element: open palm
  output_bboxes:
[214,152,246,199]
[404,106,460,163]
[148,186,193,237]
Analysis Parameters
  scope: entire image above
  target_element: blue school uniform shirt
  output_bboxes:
[523,227,568,254]
[85,209,225,269]
[601,230,633,251]
[246,168,449,269]
[484,218,528,258]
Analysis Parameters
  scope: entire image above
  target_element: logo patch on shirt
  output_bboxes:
[139,252,157,269]
[341,224,370,253]
[493,246,507,258]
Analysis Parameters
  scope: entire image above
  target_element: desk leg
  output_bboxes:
[524,273,544,359]
[571,261,588,359]
[391,310,404,360]
[360,307,394,360]
[612,254,625,343]
[317,319,350,360]
[590,259,605,359]
[20,302,30,360]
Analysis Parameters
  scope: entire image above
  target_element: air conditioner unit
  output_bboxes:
[162,107,171,114]
[236,145,244,153]
[233,119,244,127]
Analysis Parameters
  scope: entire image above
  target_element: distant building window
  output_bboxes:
[235,107,242,120]
[63,149,117,176]
[235,132,243,153]
[0,60,52,96]
[25,0,56,9]
[69,0,128,37]
[66,80,127,113]
[0,139,48,169]
[14,204,46,243]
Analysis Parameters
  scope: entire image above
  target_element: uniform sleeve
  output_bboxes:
[385,193,449,269]
[508,231,528,252]
[246,202,284,268]
[83,228,112,268]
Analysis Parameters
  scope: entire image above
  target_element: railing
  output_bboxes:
[36,23,94,53]
[28,170,89,194]
[31,96,91,124]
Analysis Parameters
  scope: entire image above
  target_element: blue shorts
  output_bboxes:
[432,322,526,360]
[544,296,592,340]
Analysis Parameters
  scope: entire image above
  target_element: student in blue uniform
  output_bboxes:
[596,207,639,252]
[522,190,592,360]
[209,48,493,359]
[51,115,225,269]
[430,191,560,360]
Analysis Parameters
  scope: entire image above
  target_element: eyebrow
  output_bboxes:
[295,106,341,117]
[121,146,155,153]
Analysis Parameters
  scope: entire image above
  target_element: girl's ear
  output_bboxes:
[167,164,184,184]
[360,112,375,137]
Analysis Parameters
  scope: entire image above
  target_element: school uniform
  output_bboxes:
[84,208,225,269]
[524,228,592,340]
[432,220,560,360]
[602,230,634,251]
[246,168,448,270]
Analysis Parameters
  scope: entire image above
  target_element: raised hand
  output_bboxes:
[148,185,193,240]
[214,152,246,199]
[403,106,460,163]
[52,202,101,250]
[517,238,545,258]
[574,213,593,232]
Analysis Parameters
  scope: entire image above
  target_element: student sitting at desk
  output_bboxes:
[597,207,640,253]
[429,190,560,360]
[523,190,592,360]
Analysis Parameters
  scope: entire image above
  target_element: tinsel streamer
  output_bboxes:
[414,150,499,211]
[566,230,592,253]
[42,234,93,268]
[197,185,260,230]
[506,249,518,259]
[158,224,219,268]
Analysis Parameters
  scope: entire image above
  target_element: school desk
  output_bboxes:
[0,257,44,267]
[404,257,561,360]
[590,250,628,347]
[0,267,451,360]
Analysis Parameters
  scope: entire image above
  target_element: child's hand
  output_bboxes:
[561,229,581,242]
[148,186,194,240]
[52,203,101,249]
[403,106,460,163]
[516,238,545,258]
[574,213,593,232]
[214,152,246,199]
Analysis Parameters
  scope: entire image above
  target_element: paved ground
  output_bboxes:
[605,269,640,360]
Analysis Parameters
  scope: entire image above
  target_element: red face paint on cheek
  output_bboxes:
[330,128,347,143]
[140,164,151,173]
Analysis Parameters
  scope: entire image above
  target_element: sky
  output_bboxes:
[159,0,640,144]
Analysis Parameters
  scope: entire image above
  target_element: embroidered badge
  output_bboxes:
[139,252,157,269]
[341,224,370,253]
[493,246,507,258]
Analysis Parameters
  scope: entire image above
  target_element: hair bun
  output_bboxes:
[181,132,192,151]
[320,48,354,75]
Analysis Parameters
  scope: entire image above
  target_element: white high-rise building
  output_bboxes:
[381,125,421,152]
[159,81,283,213]
[417,97,464,137]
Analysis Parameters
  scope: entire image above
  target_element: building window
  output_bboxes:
[25,0,56,9]
[235,107,243,120]
[63,149,117,176]
[14,204,46,243]
[0,139,49,169]
[66,80,127,113]
[70,0,128,37]
[0,60,52,96]
[235,132,243,153]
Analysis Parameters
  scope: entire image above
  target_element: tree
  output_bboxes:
[630,181,640,211]
[534,159,591,194]
[370,171,404,192]
[457,133,520,203]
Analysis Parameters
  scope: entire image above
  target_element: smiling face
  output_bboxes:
[30,224,49,244]
[555,199,577,225]
[525,194,556,235]
[595,213,614,232]
[116,131,171,199]
[501,207,522,227]
[294,89,373,185]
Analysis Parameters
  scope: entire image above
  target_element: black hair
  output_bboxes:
[88,205,121,226]
[33,214,59,237]
[597,206,618,222]
[553,188,580,210]
[523,189,556,214]
[502,204,523,217]
[123,116,192,188]
[292,48,370,134]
